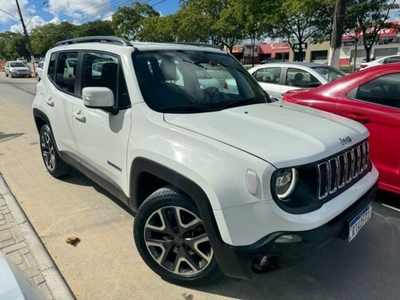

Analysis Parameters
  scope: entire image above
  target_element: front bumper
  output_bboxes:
[212,182,378,280]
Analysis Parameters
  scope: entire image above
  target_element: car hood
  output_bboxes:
[164,101,369,168]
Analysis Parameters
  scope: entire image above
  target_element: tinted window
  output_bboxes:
[347,73,400,109]
[253,67,281,83]
[385,56,400,64]
[55,52,78,94]
[286,68,320,88]
[311,66,345,82]
[47,53,56,81]
[133,50,267,113]
[82,52,130,108]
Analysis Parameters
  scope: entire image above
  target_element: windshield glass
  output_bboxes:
[133,50,268,113]
[311,66,346,82]
[10,62,26,67]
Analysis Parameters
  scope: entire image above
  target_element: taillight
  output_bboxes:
[223,81,228,89]
[360,64,367,69]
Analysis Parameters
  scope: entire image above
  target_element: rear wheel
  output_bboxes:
[39,124,72,178]
[134,186,221,286]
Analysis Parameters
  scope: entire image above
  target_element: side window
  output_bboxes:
[386,56,400,64]
[47,53,56,81]
[286,68,319,88]
[54,52,78,94]
[347,73,400,109]
[82,52,130,108]
[253,67,281,83]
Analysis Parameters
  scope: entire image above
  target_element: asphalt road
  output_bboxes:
[0,73,399,300]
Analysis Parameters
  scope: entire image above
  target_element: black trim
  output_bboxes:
[216,182,378,280]
[129,157,249,279]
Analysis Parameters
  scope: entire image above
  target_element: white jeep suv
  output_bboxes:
[32,36,378,286]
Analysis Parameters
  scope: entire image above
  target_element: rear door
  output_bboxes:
[335,71,400,193]
[251,66,283,99]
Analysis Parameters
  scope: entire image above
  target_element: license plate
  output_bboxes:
[348,204,372,242]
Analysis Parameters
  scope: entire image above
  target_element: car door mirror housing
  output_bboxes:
[82,87,114,108]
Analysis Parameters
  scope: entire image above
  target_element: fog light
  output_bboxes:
[252,255,270,272]
[275,234,302,243]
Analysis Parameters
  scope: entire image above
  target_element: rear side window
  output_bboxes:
[53,52,79,94]
[253,67,281,83]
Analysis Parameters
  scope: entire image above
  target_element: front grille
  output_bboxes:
[317,141,369,200]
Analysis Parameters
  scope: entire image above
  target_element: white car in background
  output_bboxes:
[359,55,400,70]
[35,61,44,81]
[248,62,346,100]
[4,61,31,78]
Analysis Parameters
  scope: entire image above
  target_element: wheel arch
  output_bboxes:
[33,108,51,134]
[129,157,248,279]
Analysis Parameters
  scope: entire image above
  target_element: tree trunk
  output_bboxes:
[328,0,346,68]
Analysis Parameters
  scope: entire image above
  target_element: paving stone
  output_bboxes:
[18,262,28,271]
[0,213,4,220]
[23,252,38,268]
[0,219,5,226]
[24,267,40,278]
[0,198,6,206]
[11,227,25,243]
[20,247,30,254]
[33,274,46,285]
[38,283,54,300]
[7,250,23,265]
[0,238,15,249]
[3,241,27,254]
[0,222,13,231]
[0,229,12,242]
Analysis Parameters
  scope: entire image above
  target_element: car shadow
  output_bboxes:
[0,132,24,143]
[60,168,134,216]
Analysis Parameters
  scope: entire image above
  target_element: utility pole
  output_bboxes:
[15,0,36,76]
[328,0,346,68]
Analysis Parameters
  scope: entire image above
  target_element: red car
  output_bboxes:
[283,63,400,195]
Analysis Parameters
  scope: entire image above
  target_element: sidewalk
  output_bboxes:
[0,175,75,300]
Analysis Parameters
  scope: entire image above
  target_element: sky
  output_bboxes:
[0,0,180,33]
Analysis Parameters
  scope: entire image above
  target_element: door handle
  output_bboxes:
[45,97,54,107]
[344,114,370,124]
[73,111,86,122]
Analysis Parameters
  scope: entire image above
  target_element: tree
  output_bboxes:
[268,0,334,62]
[344,0,399,62]
[0,32,30,60]
[328,0,346,68]
[138,15,177,42]
[76,20,115,37]
[30,22,78,56]
[111,2,159,40]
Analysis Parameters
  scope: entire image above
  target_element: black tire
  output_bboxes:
[134,186,221,286]
[5,73,8,77]
[39,124,72,178]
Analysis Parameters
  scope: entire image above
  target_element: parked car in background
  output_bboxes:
[248,62,346,100]
[260,57,288,64]
[359,55,400,70]
[282,63,400,195]
[16,57,26,64]
[4,61,31,78]
[35,61,44,81]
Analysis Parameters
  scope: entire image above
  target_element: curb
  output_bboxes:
[0,175,75,300]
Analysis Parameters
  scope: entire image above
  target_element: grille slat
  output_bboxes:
[318,141,369,200]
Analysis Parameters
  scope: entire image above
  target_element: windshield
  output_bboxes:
[133,50,268,113]
[311,66,346,82]
[10,62,26,67]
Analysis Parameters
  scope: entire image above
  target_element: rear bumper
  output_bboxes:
[212,182,378,280]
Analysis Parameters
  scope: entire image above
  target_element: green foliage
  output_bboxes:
[344,0,399,61]
[0,32,30,60]
[138,15,177,42]
[76,20,115,37]
[111,2,159,40]
[30,22,78,56]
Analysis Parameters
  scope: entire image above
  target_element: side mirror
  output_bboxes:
[82,87,114,108]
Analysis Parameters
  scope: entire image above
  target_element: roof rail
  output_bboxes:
[172,42,221,50]
[55,36,133,47]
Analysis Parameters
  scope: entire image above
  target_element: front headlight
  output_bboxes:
[275,168,298,200]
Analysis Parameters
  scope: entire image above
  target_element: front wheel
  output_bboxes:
[39,124,72,178]
[134,186,221,286]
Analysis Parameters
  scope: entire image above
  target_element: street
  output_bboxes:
[0,73,399,300]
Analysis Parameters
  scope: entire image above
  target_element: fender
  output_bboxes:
[129,157,250,279]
